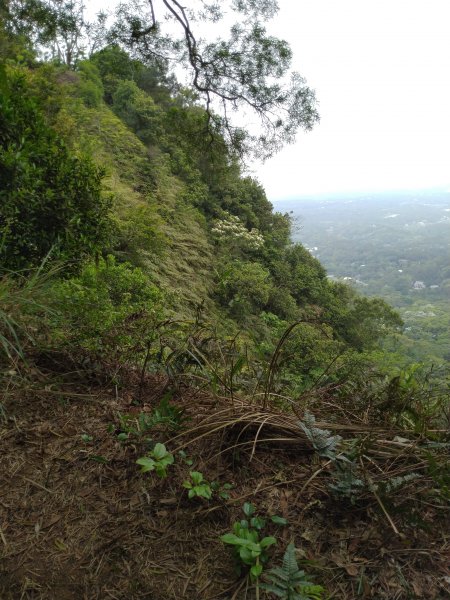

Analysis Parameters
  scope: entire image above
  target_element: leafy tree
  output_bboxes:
[4,0,86,65]
[110,0,319,157]
[325,284,403,351]
[91,44,174,104]
[112,79,165,145]
[283,244,328,306]
[76,60,104,107]
[216,259,273,317]
[0,66,111,270]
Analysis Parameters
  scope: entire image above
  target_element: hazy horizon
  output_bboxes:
[270,186,450,204]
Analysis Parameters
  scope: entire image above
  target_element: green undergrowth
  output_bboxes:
[52,96,217,317]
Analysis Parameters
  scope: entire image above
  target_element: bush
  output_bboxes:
[112,80,165,146]
[0,66,112,271]
[50,256,164,357]
[76,61,104,108]
[216,259,273,318]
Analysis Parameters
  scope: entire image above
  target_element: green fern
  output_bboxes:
[261,543,324,600]
[299,411,342,460]
[384,472,421,494]
[328,460,365,502]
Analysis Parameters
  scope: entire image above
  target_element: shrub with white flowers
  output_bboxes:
[211,213,264,250]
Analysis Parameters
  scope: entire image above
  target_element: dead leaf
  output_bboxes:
[301,529,318,543]
[345,564,359,577]
[43,514,61,529]
[331,551,345,567]
[348,537,360,552]
[412,580,423,597]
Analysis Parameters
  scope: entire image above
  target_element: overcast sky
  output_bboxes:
[88,0,450,200]
[254,0,450,199]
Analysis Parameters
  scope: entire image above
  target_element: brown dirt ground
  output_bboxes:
[1,373,449,599]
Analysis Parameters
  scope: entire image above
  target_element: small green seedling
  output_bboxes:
[242,501,266,530]
[221,502,277,583]
[80,433,93,443]
[211,481,233,500]
[183,471,212,499]
[178,450,194,466]
[136,443,174,478]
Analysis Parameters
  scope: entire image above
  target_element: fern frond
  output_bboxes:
[299,410,342,460]
[261,543,324,600]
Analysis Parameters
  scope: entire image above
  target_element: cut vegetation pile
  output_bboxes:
[1,371,448,599]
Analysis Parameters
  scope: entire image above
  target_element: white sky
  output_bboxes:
[87,0,450,199]
[254,0,450,199]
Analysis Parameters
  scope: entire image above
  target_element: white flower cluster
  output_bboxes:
[211,213,264,250]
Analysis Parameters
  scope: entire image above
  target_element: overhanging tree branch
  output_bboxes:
[112,0,319,158]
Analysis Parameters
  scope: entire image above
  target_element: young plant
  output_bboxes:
[261,542,324,600]
[211,480,233,500]
[136,443,174,478]
[221,502,277,588]
[183,471,212,500]
[110,398,186,445]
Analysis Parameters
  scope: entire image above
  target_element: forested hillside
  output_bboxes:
[1,3,449,599]
[277,192,450,366]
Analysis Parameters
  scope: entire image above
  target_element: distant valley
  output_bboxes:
[275,190,450,365]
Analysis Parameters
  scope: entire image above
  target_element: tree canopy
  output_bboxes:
[3,0,319,158]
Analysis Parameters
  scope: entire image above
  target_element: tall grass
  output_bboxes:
[0,261,60,365]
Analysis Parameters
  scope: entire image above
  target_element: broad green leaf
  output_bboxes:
[271,515,288,526]
[152,443,167,460]
[246,542,262,553]
[221,533,246,546]
[243,502,255,517]
[260,536,277,548]
[250,563,263,578]
[239,546,255,564]
[251,516,266,530]
[160,454,174,466]
[190,471,204,484]
[136,457,155,472]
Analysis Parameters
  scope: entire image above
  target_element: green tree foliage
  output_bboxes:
[4,0,87,65]
[0,65,111,270]
[91,44,174,104]
[75,60,104,107]
[112,79,165,146]
[324,284,403,351]
[216,259,273,318]
[50,255,163,355]
[282,244,328,306]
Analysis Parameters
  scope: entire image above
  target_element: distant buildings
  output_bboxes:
[412,281,440,290]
